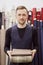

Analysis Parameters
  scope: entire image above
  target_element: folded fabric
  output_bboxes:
[9,49,33,63]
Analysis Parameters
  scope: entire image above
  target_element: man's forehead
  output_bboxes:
[16,9,27,14]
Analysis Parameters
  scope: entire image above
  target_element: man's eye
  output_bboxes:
[18,14,26,16]
[23,14,26,16]
[18,14,21,16]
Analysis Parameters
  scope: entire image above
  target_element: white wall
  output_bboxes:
[0,0,43,11]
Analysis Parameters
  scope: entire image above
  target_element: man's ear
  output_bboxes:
[15,11,17,18]
[27,14,28,21]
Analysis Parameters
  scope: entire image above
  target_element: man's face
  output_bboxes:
[16,9,28,25]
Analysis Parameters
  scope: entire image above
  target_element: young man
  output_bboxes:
[4,6,38,65]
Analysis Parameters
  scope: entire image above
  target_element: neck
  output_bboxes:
[17,22,27,28]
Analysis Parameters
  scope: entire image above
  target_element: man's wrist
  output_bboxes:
[32,49,37,53]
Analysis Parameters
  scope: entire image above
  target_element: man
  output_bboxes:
[4,6,38,65]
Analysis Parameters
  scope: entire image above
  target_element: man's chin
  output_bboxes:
[20,23,25,25]
[19,21,25,25]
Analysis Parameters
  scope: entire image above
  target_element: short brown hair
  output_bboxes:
[16,6,28,13]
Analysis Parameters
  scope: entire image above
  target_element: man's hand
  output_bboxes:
[7,51,12,60]
[31,49,37,59]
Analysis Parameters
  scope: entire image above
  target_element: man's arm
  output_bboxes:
[32,27,39,58]
[4,28,11,56]
[32,27,39,50]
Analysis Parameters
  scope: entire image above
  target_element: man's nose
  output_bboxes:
[20,15,23,18]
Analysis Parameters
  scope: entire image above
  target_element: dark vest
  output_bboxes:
[11,25,33,49]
